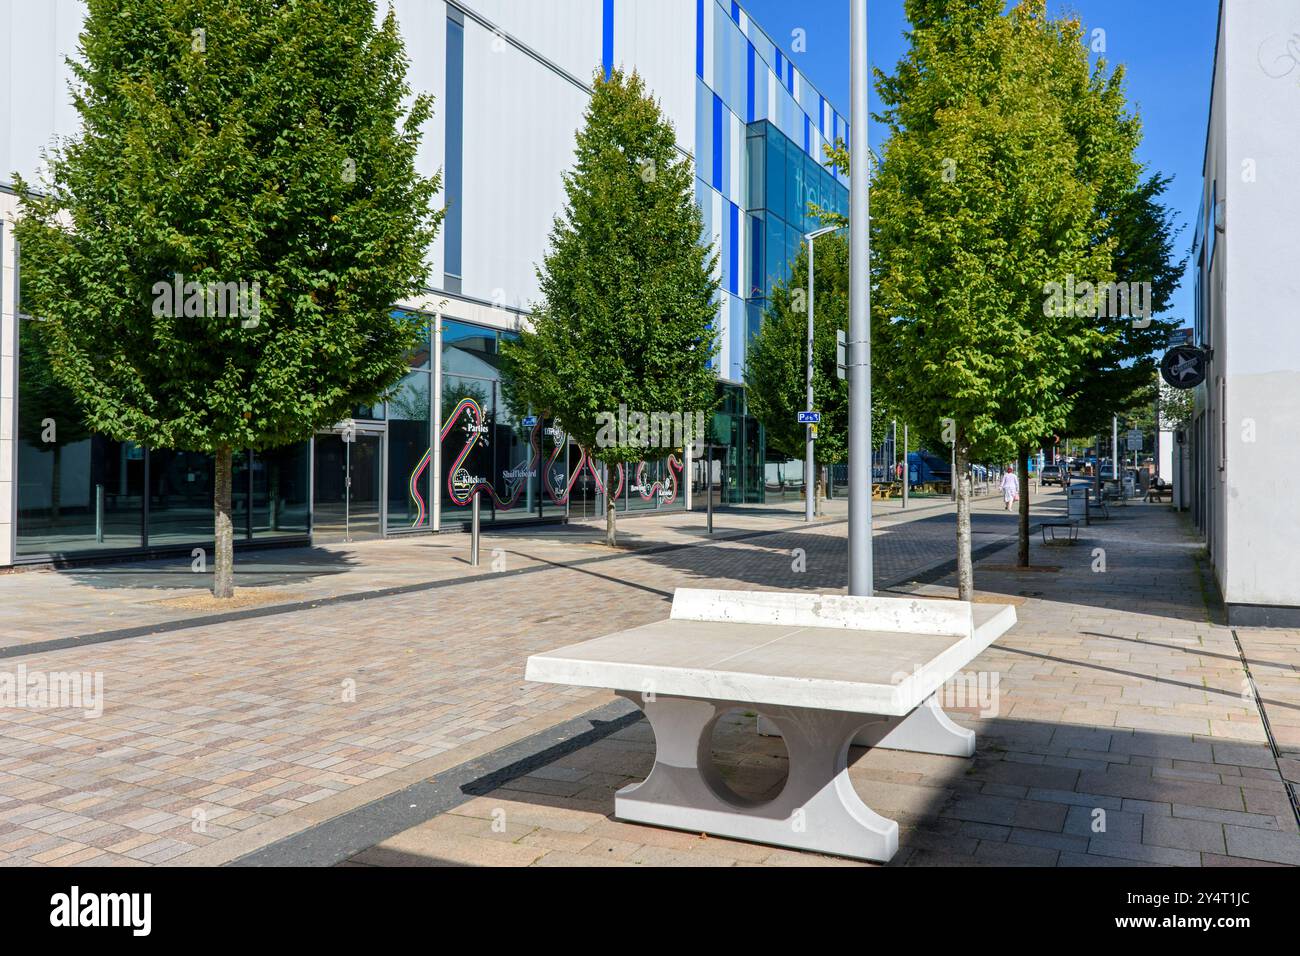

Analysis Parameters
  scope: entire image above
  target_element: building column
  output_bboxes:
[0,213,18,568]
[431,314,442,532]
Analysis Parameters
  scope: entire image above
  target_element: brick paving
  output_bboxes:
[346,496,1300,868]
[0,488,1296,866]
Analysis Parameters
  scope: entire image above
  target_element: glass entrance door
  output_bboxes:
[313,430,385,542]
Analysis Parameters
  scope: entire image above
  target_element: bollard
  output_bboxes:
[95,483,105,544]
[470,490,481,567]
[706,448,714,535]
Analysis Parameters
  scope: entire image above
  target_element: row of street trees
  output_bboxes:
[13,0,1183,601]
[16,0,720,592]
[748,0,1182,598]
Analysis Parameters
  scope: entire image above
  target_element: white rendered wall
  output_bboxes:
[1217,0,1300,610]
[386,0,449,288]
[0,0,83,191]
[459,17,589,310]
[615,0,697,156]
[459,0,603,85]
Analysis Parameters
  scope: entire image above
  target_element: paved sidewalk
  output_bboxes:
[1,489,1296,867]
[0,489,1032,866]
[342,499,1300,868]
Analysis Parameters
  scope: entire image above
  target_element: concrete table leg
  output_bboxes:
[615,692,899,862]
[852,695,976,757]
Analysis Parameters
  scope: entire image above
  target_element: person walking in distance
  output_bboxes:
[1000,464,1019,512]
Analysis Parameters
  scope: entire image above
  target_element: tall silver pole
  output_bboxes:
[848,0,872,596]
[470,490,481,566]
[806,238,816,522]
[432,318,443,532]
[706,446,714,534]
[1112,414,1119,489]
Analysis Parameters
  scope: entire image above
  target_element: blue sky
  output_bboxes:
[739,0,1222,329]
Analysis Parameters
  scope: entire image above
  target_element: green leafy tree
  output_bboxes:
[14,0,441,597]
[502,69,718,546]
[826,0,1135,595]
[745,231,893,509]
[1059,172,1185,442]
[1158,379,1194,432]
[993,9,1159,566]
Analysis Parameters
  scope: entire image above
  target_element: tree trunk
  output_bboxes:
[1017,445,1031,568]
[213,444,234,598]
[605,495,617,547]
[955,430,974,601]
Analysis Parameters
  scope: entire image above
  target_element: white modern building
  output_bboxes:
[0,0,848,565]
[1186,0,1300,626]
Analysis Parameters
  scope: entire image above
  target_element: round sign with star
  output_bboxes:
[1160,345,1208,389]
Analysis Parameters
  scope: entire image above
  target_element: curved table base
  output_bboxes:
[615,692,900,862]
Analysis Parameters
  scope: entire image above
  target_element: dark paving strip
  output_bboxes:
[229,697,642,867]
[0,518,847,660]
[1230,628,1300,833]
[892,522,1046,588]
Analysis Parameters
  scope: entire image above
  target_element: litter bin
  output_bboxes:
[1067,483,1089,524]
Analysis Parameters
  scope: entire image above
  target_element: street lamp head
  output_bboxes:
[805,225,842,242]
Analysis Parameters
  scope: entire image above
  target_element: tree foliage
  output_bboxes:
[15,0,441,594]
[1060,173,1185,439]
[823,0,1153,591]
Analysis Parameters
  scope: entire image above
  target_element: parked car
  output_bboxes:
[1039,464,1063,486]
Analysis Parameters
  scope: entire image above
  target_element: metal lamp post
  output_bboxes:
[848,0,873,596]
[804,224,841,522]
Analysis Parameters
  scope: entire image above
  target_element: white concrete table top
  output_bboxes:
[525,591,1015,716]
[523,588,1017,862]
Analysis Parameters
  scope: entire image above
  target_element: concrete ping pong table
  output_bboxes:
[525,588,1016,862]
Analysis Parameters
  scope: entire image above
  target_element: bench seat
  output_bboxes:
[525,588,1016,862]
[1040,519,1080,545]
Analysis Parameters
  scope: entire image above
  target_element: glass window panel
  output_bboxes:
[252,444,310,537]
[440,375,494,525]
[148,449,227,545]
[765,216,788,296]
[442,319,500,381]
[393,310,432,370]
[746,126,766,210]
[386,369,432,530]
[15,319,144,555]
[765,128,786,225]
[747,212,765,299]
